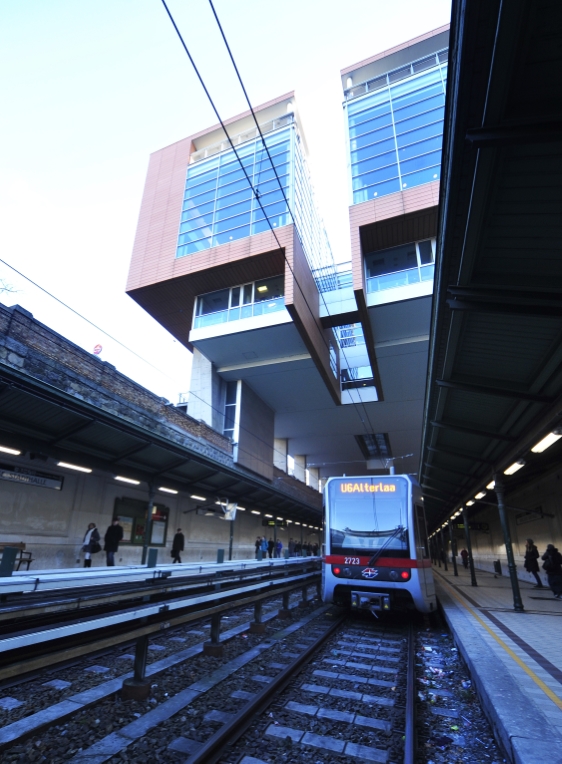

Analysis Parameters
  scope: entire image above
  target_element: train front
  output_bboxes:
[322,475,434,614]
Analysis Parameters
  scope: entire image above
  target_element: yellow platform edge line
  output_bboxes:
[438,575,562,711]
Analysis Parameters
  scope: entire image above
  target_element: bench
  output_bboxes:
[0,543,34,573]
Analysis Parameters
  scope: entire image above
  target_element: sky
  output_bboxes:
[0,0,451,402]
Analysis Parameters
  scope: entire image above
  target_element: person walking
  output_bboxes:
[171,528,185,563]
[541,544,562,598]
[460,548,469,569]
[82,523,100,568]
[104,518,123,566]
[524,538,543,588]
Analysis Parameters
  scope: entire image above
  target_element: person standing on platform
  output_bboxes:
[104,518,123,566]
[460,548,469,569]
[275,539,283,558]
[255,537,261,559]
[288,538,295,557]
[268,537,274,559]
[260,536,268,558]
[82,523,100,568]
[524,538,543,588]
[171,528,184,563]
[541,544,562,598]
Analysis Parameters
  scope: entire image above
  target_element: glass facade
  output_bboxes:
[178,119,334,278]
[194,275,286,329]
[346,54,447,205]
[365,238,435,293]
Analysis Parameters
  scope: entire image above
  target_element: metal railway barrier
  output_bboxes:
[0,563,321,683]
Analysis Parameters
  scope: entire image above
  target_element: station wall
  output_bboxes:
[0,463,320,570]
[447,467,562,587]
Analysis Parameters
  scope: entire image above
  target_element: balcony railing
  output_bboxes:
[190,114,294,164]
[367,264,434,293]
[194,297,286,329]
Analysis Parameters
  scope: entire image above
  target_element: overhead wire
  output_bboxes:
[160,0,378,437]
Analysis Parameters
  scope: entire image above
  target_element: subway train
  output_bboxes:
[321,474,436,614]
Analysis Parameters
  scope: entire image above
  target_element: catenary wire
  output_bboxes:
[206,0,379,431]
[160,0,377,436]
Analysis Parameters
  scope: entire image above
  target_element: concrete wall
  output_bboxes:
[235,382,274,481]
[0,453,321,569]
[444,467,562,587]
[187,348,225,432]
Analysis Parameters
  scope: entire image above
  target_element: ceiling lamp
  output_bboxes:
[466,500,475,506]
[114,475,140,484]
[486,481,495,490]
[59,462,92,474]
[159,487,178,494]
[531,430,562,453]
[0,445,21,456]
[191,494,206,501]
[504,460,525,476]
[474,491,486,500]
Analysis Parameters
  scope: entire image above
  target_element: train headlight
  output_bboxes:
[400,570,410,580]
[389,570,398,581]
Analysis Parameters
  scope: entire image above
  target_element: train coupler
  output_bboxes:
[350,591,390,612]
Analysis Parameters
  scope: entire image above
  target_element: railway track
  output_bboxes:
[0,600,416,764]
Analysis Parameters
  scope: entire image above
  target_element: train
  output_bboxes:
[321,474,436,615]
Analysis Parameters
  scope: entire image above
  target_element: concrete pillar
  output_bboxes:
[187,348,223,431]
[293,455,306,483]
[274,439,288,472]
[307,467,319,491]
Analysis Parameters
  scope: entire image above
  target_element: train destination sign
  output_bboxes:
[0,462,64,491]
[339,481,398,494]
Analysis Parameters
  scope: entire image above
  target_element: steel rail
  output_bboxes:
[184,609,347,764]
[0,569,319,653]
[0,577,320,682]
[404,622,416,764]
[0,561,319,623]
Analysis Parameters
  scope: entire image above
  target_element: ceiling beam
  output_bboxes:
[423,461,484,481]
[436,378,551,403]
[446,286,562,317]
[466,121,562,147]
[430,420,514,442]
[427,445,494,464]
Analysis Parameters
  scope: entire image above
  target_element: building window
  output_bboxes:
[355,433,392,459]
[223,381,238,440]
[194,275,285,329]
[334,324,365,348]
[341,366,376,390]
[346,54,447,205]
[365,238,435,293]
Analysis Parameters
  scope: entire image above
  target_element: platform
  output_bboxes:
[434,562,562,764]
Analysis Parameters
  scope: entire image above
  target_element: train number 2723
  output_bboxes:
[344,557,360,565]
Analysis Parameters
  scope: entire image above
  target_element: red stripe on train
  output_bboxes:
[323,555,432,568]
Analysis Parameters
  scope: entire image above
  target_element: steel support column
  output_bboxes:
[440,528,448,571]
[461,506,477,586]
[448,520,458,576]
[141,483,155,565]
[494,472,524,612]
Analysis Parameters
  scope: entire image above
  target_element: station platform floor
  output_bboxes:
[434,562,562,764]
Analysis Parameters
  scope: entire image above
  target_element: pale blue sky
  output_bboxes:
[0,0,451,401]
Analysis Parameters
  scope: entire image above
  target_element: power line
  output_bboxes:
[0,257,179,383]
[160,0,377,436]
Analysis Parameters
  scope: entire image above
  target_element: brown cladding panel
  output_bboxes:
[285,230,340,405]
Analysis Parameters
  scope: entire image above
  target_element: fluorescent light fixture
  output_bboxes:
[251,510,261,515]
[276,517,284,521]
[286,519,292,524]
[159,487,178,494]
[303,523,308,527]
[474,491,486,500]
[237,506,245,511]
[265,514,273,518]
[257,285,268,292]
[0,445,21,456]
[58,461,92,474]
[531,430,562,453]
[504,460,525,476]
[486,481,495,490]
[466,500,475,506]
[191,495,206,501]
[114,475,140,485]
[294,521,301,526]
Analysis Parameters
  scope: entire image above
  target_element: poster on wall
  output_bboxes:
[151,521,166,545]
[119,516,133,543]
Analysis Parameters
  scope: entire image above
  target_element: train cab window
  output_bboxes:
[327,477,410,558]
[415,504,430,558]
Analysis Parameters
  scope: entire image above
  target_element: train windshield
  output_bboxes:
[327,477,410,558]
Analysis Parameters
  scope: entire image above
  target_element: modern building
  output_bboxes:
[126,26,449,493]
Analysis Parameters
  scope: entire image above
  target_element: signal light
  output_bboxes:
[333,566,341,575]
[400,571,410,580]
